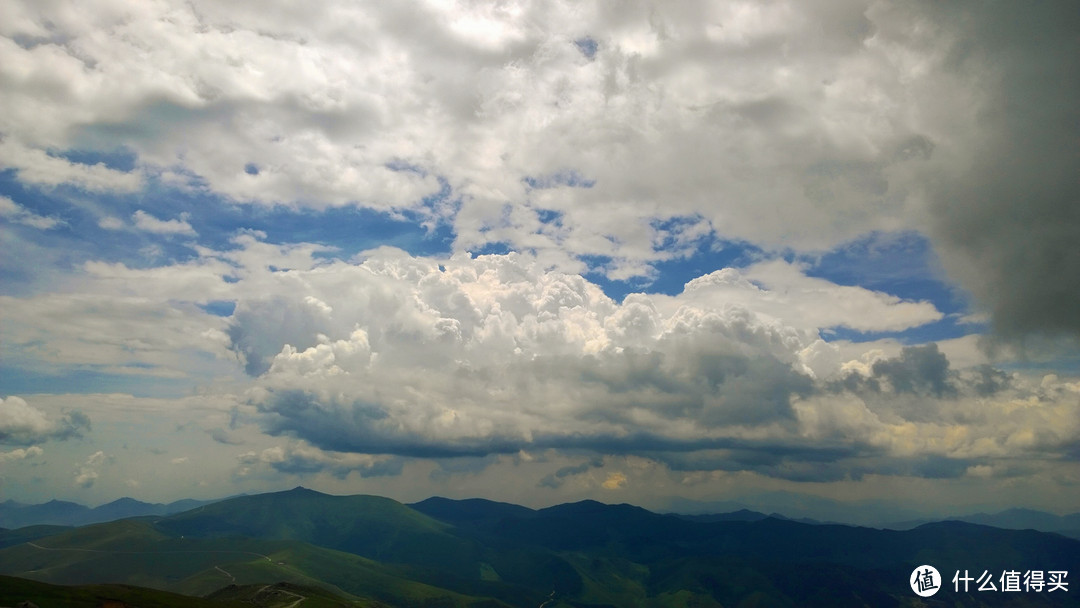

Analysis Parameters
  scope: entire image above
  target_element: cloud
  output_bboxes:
[213,247,1073,483]
[899,2,1080,345]
[131,210,196,236]
[0,0,1076,510]
[538,458,603,489]
[74,450,108,488]
[3,229,1072,485]
[212,246,990,482]
[98,216,126,230]
[0,195,62,229]
[209,427,244,445]
[869,344,956,398]
[0,0,1017,279]
[0,445,43,463]
[0,396,90,445]
[0,257,235,376]
[723,261,944,334]
[601,472,627,490]
[0,140,142,192]
[237,248,834,458]
[235,442,403,480]
[0,0,1074,352]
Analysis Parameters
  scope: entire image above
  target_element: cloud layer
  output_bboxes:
[184,244,1068,482]
[1,0,1077,509]
[7,0,1071,296]
[4,232,1075,485]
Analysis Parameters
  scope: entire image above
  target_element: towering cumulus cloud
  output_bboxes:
[215,246,1074,482]
[241,249,823,456]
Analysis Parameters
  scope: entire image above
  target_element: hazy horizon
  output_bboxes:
[2,1,1078,522]
[5,485,1079,532]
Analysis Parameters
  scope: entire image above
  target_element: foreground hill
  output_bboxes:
[0,519,512,607]
[1,489,1076,607]
[0,575,379,608]
[0,574,248,608]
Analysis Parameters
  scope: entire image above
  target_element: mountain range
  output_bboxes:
[5,493,1078,538]
[0,488,1076,607]
[0,496,220,529]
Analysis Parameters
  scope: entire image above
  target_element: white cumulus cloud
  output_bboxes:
[131,210,196,236]
[0,445,44,463]
[0,395,90,445]
[74,450,108,488]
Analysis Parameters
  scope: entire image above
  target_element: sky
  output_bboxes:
[1,0,1078,521]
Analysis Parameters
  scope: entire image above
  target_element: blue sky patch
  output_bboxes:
[51,147,138,173]
[574,37,599,59]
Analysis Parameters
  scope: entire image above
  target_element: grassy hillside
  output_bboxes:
[0,524,71,549]
[0,574,249,608]
[156,487,475,567]
[207,582,390,607]
[2,491,1076,607]
[0,575,396,607]
[152,486,566,605]
[0,518,514,607]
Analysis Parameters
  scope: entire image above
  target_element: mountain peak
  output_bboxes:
[282,486,326,497]
[100,497,155,508]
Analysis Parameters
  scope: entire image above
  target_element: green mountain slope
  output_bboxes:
[153,486,571,605]
[157,487,468,565]
[2,490,1076,608]
[0,574,249,608]
[0,574,394,608]
[0,524,71,549]
[0,518,513,607]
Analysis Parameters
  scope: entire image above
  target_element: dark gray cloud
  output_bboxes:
[538,458,604,489]
[870,344,955,398]
[256,389,525,458]
[255,348,817,460]
[237,444,404,480]
[826,344,958,400]
[208,427,244,445]
[969,364,1012,397]
[832,343,1015,404]
[228,296,329,376]
[577,350,815,427]
[655,442,878,483]
[918,1,1080,346]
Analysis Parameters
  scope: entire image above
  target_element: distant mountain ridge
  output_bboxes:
[1,488,1077,607]
[885,507,1080,539]
[0,495,224,529]
[6,490,1076,538]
